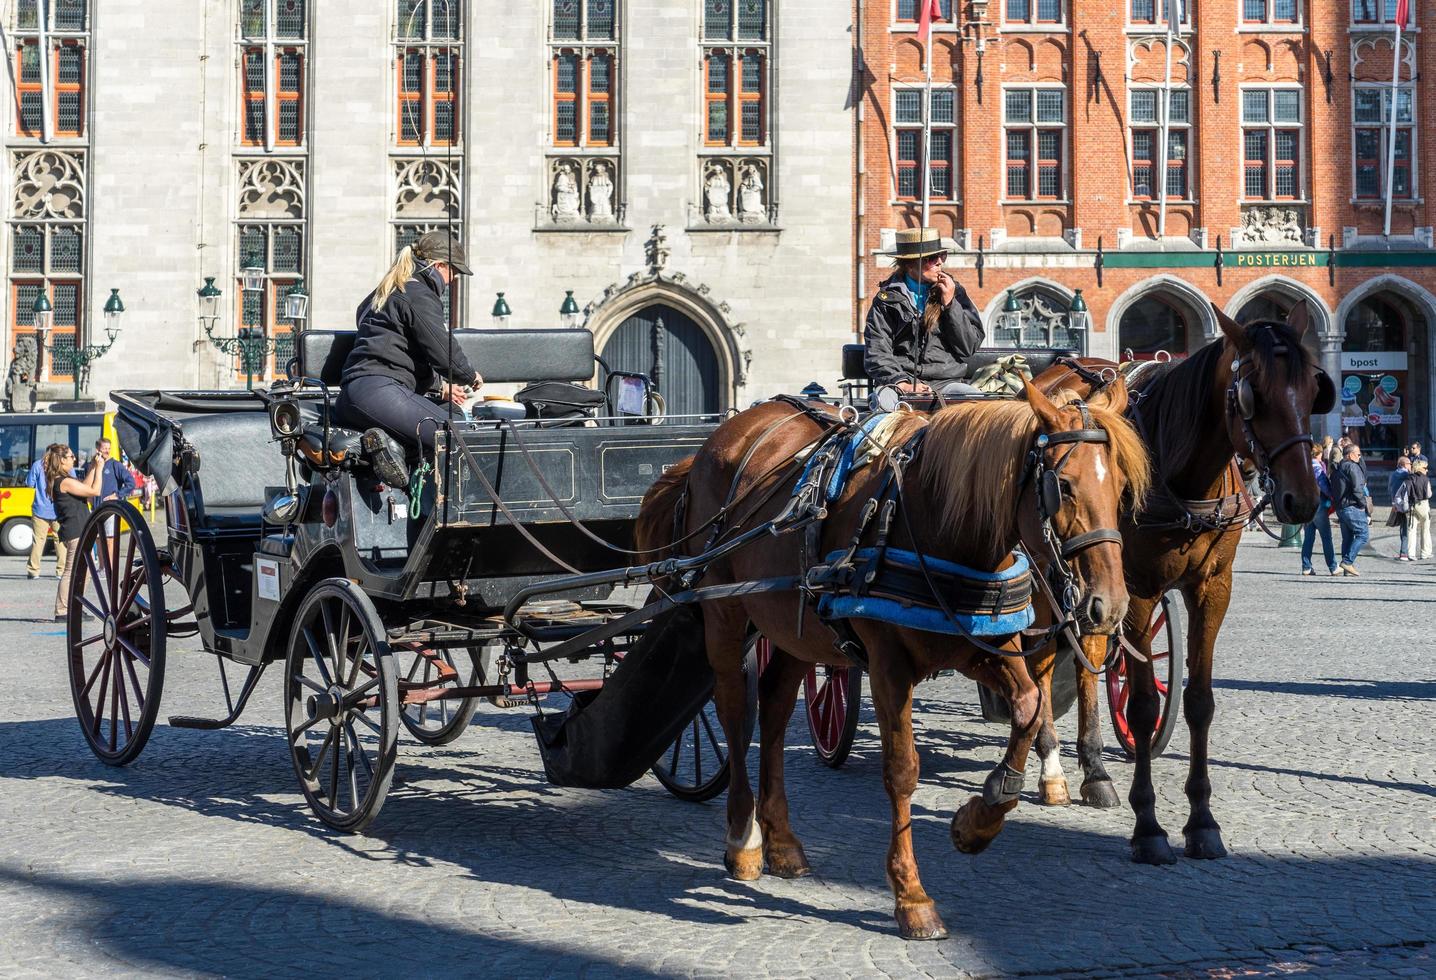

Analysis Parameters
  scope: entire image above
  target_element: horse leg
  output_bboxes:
[1123,595,1177,865]
[952,656,1041,853]
[1028,645,1070,806]
[755,647,812,878]
[1180,580,1230,860]
[866,654,947,941]
[707,607,762,881]
[1076,635,1121,808]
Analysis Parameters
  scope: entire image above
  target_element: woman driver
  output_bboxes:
[337,231,483,450]
[863,227,985,395]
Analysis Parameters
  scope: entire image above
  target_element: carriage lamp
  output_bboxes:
[197,277,223,328]
[283,278,309,325]
[559,290,582,329]
[998,289,1023,340]
[31,291,54,334]
[241,266,267,293]
[492,291,512,328]
[1067,289,1090,336]
[102,289,125,342]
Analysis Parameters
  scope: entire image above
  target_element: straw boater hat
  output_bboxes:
[885,227,949,260]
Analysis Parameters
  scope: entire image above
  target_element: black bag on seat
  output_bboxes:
[514,381,608,426]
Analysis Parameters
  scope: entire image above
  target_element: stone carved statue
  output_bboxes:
[587,162,614,221]
[1242,206,1304,246]
[3,338,38,413]
[704,164,732,222]
[552,163,581,223]
[738,164,765,223]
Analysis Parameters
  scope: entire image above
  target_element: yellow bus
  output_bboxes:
[0,411,119,555]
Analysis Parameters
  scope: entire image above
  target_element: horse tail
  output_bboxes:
[635,456,694,562]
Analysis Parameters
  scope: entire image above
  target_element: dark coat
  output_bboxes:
[341,267,479,394]
[862,272,985,387]
[1331,458,1369,510]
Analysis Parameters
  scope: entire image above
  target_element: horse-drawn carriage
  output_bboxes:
[64,327,739,830]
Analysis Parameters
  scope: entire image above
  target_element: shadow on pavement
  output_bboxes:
[1213,676,1436,702]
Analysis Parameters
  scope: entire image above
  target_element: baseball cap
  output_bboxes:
[412,230,472,276]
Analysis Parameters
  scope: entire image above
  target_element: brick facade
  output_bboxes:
[855,0,1436,464]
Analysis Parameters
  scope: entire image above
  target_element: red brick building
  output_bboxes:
[853,0,1435,466]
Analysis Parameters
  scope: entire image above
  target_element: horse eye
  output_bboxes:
[1059,478,1074,498]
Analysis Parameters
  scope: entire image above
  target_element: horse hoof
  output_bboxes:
[1130,834,1178,866]
[723,847,764,881]
[1080,778,1121,809]
[896,903,949,942]
[1183,827,1228,860]
[765,844,812,879]
[950,797,1004,855]
[1039,778,1071,807]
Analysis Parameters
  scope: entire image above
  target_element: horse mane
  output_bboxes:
[920,395,1149,548]
[1133,319,1313,482]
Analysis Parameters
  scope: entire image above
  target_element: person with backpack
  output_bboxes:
[1388,456,1413,560]
[1330,442,1371,576]
[1400,459,1432,561]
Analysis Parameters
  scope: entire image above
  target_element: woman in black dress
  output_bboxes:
[46,445,102,620]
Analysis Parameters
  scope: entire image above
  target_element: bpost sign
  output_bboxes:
[1231,252,1323,268]
[1339,352,1408,372]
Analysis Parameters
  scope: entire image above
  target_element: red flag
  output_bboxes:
[1394,0,1409,28]
[918,0,944,44]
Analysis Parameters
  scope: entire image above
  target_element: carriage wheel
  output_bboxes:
[284,578,399,833]
[804,663,863,769]
[66,501,167,767]
[651,632,759,802]
[1106,591,1185,758]
[396,644,487,746]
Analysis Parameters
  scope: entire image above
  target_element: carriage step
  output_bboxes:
[167,715,232,730]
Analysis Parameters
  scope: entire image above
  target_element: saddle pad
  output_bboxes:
[793,411,909,504]
[818,548,1035,637]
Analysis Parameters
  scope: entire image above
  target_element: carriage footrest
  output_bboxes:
[167,715,232,730]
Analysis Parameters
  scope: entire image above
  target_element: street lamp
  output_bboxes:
[998,288,1023,341]
[559,290,582,329]
[32,288,125,402]
[200,275,277,391]
[491,291,512,328]
[1067,289,1090,341]
[283,278,309,326]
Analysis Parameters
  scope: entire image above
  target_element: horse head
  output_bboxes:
[1213,304,1326,524]
[1020,378,1148,635]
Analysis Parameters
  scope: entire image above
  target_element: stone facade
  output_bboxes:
[1,1,853,411]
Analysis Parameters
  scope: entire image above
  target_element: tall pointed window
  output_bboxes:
[396,0,460,147]
[1353,85,1415,200]
[1130,87,1193,200]
[697,0,774,226]
[238,0,307,149]
[13,0,89,139]
[546,1,622,226]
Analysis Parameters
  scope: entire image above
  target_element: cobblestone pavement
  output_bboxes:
[1,523,1432,978]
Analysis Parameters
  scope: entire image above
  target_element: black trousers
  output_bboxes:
[336,375,451,451]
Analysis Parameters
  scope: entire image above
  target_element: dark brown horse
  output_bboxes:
[636,383,1149,939]
[1024,305,1328,863]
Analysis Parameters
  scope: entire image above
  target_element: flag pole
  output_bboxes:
[1156,0,1175,238]
[1382,13,1403,238]
[921,24,934,228]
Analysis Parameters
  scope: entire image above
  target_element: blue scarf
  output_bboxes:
[903,275,929,314]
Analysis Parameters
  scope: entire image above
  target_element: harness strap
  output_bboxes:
[1059,527,1124,559]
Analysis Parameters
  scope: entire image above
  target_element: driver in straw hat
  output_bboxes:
[864,227,985,395]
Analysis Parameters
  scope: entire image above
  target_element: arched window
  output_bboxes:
[1119,293,1191,359]
[1341,294,1419,462]
[1235,293,1293,325]
[990,286,1085,352]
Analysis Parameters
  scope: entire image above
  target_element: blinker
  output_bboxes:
[1040,470,1062,518]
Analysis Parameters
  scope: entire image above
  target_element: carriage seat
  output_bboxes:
[178,412,289,531]
[840,344,1077,383]
[297,328,597,386]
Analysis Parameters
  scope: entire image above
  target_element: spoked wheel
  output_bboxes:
[395,644,487,746]
[1107,590,1185,758]
[284,578,399,833]
[651,632,759,802]
[803,663,863,769]
[66,501,167,766]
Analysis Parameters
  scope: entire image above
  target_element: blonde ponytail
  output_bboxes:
[371,245,417,313]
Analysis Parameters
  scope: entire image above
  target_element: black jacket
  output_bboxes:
[863,273,985,387]
[1330,458,1369,510]
[341,267,479,394]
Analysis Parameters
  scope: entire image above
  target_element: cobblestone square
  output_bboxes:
[1,525,1432,978]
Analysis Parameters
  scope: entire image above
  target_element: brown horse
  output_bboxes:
[1024,305,1328,864]
[636,382,1149,939]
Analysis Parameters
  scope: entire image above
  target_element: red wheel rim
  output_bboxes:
[804,665,852,756]
[1106,606,1170,754]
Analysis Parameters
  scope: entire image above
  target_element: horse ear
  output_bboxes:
[1287,301,1312,337]
[1022,378,1064,432]
[1214,305,1251,351]
[1093,375,1129,415]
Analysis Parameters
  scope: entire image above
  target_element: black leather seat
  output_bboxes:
[840,344,1076,382]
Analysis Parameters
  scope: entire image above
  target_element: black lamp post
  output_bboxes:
[199,275,278,391]
[33,288,125,402]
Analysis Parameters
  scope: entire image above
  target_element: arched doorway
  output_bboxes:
[1340,293,1428,465]
[1118,293,1199,359]
[1234,291,1320,360]
[600,304,721,418]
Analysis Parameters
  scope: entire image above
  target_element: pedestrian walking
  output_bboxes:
[1301,444,1338,576]
[1331,442,1371,576]
[1402,459,1432,561]
[1388,456,1412,560]
[22,442,68,581]
[46,446,102,620]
